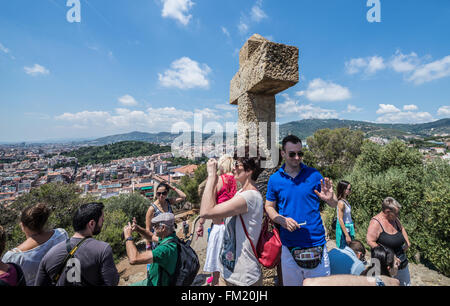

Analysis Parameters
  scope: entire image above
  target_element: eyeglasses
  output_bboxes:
[156,191,168,196]
[288,151,304,158]
[152,223,164,229]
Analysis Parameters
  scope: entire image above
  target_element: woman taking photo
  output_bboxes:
[197,154,237,286]
[335,180,355,249]
[200,152,264,286]
[366,197,411,286]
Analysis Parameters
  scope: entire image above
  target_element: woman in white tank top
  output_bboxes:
[335,180,355,249]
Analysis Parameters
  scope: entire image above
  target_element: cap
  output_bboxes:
[152,213,175,227]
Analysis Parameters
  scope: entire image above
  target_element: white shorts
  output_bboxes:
[281,244,331,286]
[203,223,225,273]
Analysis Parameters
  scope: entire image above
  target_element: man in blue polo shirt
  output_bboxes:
[265,135,338,286]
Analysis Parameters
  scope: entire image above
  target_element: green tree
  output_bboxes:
[179,164,207,207]
[323,140,450,276]
[97,209,130,262]
[2,183,97,250]
[306,128,364,179]
[103,193,150,227]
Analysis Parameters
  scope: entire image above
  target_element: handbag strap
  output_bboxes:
[239,215,258,259]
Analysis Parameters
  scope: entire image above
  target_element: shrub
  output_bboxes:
[97,209,130,262]
[103,193,150,227]
[323,140,450,276]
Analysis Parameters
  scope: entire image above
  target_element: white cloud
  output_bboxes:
[158,57,211,90]
[161,0,194,26]
[345,56,386,75]
[55,105,230,132]
[0,43,9,54]
[348,51,450,85]
[375,104,433,123]
[389,51,419,73]
[238,0,268,35]
[118,95,138,106]
[215,104,236,111]
[221,27,230,38]
[403,104,418,111]
[251,0,267,22]
[376,111,433,124]
[437,106,450,116]
[407,55,450,85]
[24,64,50,76]
[300,78,352,102]
[376,104,401,114]
[238,20,249,34]
[345,104,363,113]
[278,94,339,119]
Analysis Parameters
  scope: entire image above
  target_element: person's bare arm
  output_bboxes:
[366,219,381,249]
[397,218,411,251]
[265,200,300,232]
[338,200,352,243]
[200,159,247,219]
[124,223,153,265]
[169,184,187,205]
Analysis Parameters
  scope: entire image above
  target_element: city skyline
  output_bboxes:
[1,0,450,142]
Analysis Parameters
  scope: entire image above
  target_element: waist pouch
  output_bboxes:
[288,245,324,270]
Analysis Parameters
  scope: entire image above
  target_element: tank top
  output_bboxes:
[372,218,407,259]
[216,174,237,204]
[337,199,353,224]
[151,199,173,217]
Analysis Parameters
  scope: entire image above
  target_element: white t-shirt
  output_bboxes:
[2,228,69,286]
[220,189,263,286]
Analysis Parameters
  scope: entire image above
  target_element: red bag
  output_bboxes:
[239,215,282,269]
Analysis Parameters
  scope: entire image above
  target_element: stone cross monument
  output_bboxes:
[230,34,299,167]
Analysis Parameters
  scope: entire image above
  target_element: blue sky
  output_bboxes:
[1,0,449,142]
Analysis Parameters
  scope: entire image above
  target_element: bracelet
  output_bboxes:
[125,237,134,243]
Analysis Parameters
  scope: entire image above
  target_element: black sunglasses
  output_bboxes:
[156,191,168,196]
[288,151,304,158]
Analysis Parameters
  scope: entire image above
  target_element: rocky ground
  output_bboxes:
[117,209,450,286]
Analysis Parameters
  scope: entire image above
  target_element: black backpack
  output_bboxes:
[0,263,27,286]
[159,236,200,286]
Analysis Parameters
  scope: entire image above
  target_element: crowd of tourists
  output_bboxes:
[0,134,411,287]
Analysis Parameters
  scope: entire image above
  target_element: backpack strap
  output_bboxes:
[53,237,90,284]
[239,215,258,259]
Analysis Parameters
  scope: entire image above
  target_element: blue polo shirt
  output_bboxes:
[266,163,326,249]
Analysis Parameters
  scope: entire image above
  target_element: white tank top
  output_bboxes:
[337,199,353,224]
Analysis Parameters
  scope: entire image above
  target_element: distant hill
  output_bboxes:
[280,118,450,140]
[62,141,171,166]
[77,118,449,146]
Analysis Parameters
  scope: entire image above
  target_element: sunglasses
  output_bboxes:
[156,191,168,196]
[288,151,304,158]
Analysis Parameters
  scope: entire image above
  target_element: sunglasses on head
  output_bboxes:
[288,151,304,158]
[156,191,168,196]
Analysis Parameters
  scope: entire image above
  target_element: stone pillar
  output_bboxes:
[230,34,299,168]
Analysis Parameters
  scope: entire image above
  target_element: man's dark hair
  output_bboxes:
[282,135,302,151]
[72,202,104,232]
[349,240,366,257]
